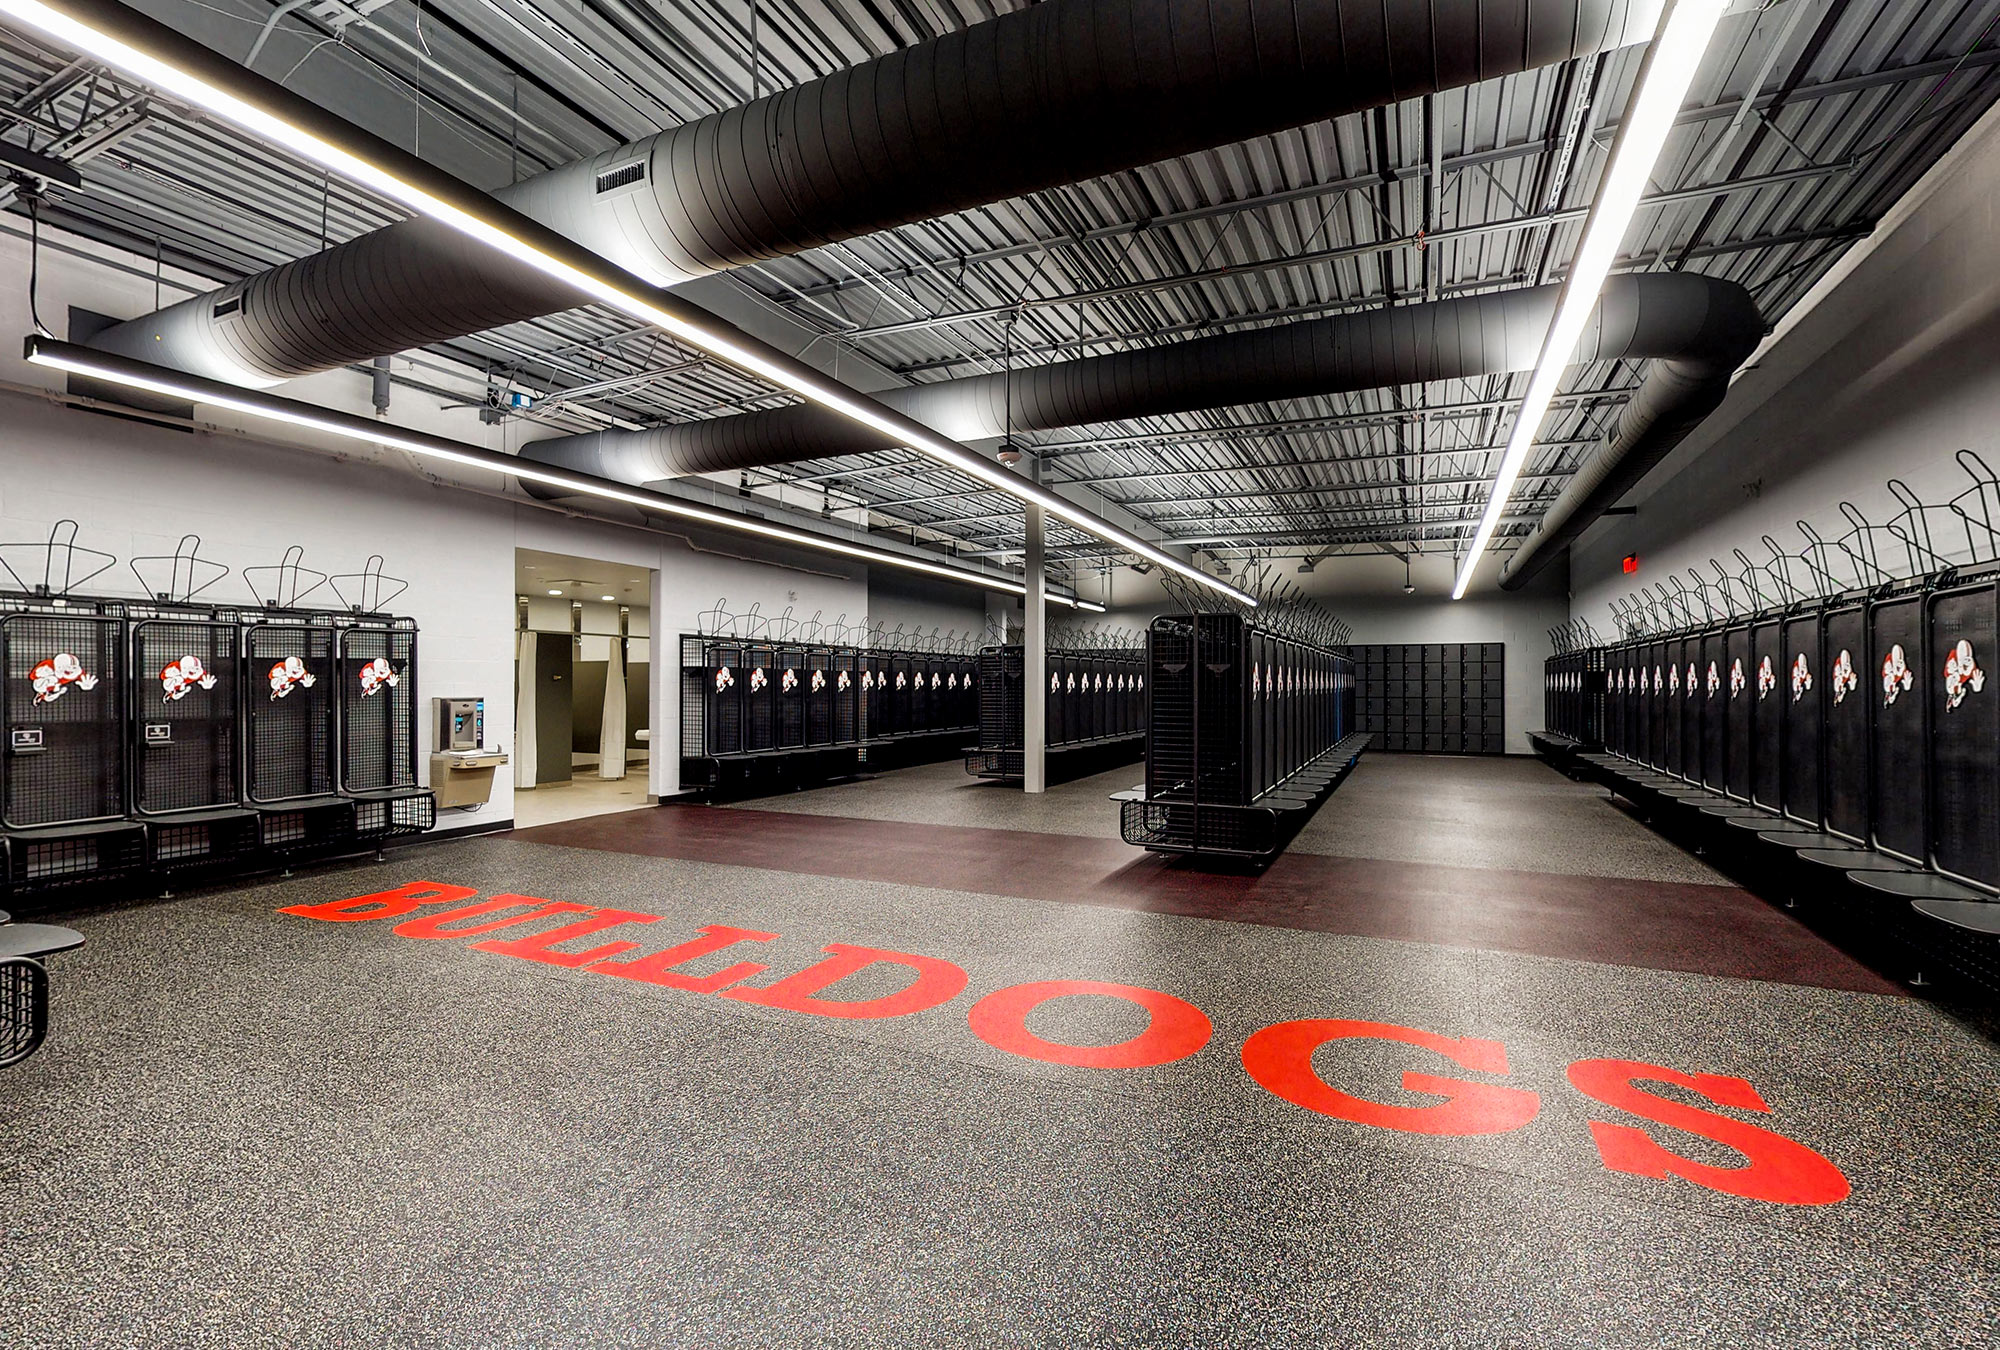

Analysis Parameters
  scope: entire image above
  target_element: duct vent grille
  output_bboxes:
[594,161,646,194]
[212,296,242,320]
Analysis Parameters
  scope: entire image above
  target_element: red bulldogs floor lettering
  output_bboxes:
[286,880,1852,1207]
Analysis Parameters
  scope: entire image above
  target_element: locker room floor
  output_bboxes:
[6,755,1996,1349]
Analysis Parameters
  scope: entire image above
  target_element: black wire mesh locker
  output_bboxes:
[245,619,339,804]
[1129,612,1358,862]
[2,607,128,829]
[1928,575,2000,891]
[805,647,833,745]
[972,642,1144,759]
[340,622,434,839]
[978,646,1025,750]
[744,644,777,751]
[775,645,807,748]
[832,650,859,742]
[1870,587,1929,863]
[1539,649,1604,745]
[129,609,260,871]
[131,613,240,816]
[684,638,745,755]
[0,602,146,889]
[338,623,416,794]
[1352,643,1505,753]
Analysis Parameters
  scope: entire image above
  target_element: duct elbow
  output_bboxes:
[1500,279,1765,592]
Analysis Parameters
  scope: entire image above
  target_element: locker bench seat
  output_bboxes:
[1119,734,1370,865]
[1583,752,2000,950]
[1,820,147,893]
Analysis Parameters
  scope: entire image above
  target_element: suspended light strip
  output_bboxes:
[25,338,1109,610]
[0,0,1244,608]
[1452,0,1729,601]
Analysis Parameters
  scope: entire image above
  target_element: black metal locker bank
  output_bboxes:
[1350,643,1506,754]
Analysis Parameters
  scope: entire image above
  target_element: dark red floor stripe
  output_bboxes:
[507,806,1903,996]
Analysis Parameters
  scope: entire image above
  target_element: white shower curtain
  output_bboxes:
[599,637,628,780]
[513,630,537,789]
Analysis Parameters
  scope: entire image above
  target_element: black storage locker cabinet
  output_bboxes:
[1352,642,1505,753]
[0,598,145,891]
[130,604,258,873]
[245,614,356,854]
[967,639,1145,781]
[338,619,435,841]
[1124,611,1363,862]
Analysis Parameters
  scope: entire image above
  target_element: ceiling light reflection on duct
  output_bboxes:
[0,0,1248,609]
[1452,0,1731,601]
[24,337,1111,609]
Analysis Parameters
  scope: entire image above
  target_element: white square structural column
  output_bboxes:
[1022,458,1048,795]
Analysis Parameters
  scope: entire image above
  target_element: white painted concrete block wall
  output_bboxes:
[0,226,888,821]
[1098,552,1567,752]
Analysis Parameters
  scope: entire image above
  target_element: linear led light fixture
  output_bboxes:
[1452,0,1730,601]
[0,0,1242,609]
[25,337,1105,611]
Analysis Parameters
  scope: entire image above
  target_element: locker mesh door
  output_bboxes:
[1928,582,1998,889]
[246,623,336,805]
[978,648,1022,750]
[777,646,806,748]
[805,649,832,745]
[132,617,239,814]
[1146,620,1194,799]
[888,656,911,735]
[705,643,744,755]
[1868,595,1925,862]
[832,650,858,744]
[746,645,775,750]
[1195,614,1245,804]
[340,626,417,792]
[1821,606,1868,841]
[1780,614,1823,825]
[2,612,125,827]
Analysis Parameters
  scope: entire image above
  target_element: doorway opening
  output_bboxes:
[512,549,656,827]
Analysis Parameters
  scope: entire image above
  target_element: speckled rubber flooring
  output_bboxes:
[732,753,1732,884]
[6,757,1998,1348]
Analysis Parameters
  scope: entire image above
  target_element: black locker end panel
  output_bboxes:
[1868,595,1926,862]
[1779,614,1823,825]
[1821,607,1869,841]
[1724,625,1753,801]
[1750,620,1783,809]
[1928,582,1999,889]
